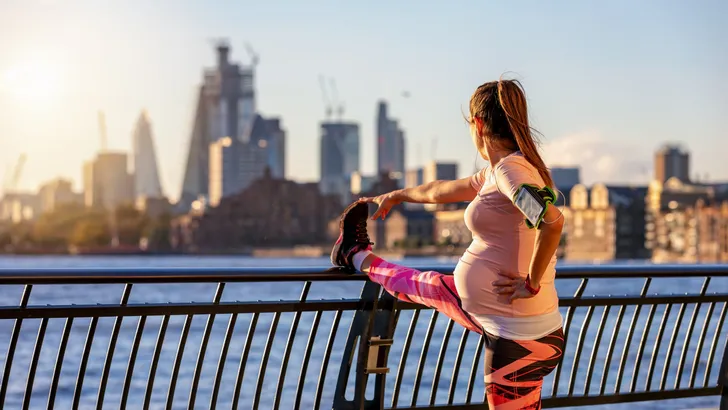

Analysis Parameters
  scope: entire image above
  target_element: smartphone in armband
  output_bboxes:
[513,184,555,229]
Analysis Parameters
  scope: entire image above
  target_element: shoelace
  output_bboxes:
[355,222,372,245]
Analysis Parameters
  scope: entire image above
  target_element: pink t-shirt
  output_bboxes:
[453,152,559,317]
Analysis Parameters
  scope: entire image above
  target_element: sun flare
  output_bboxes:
[2,60,63,103]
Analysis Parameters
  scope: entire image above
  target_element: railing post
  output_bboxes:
[719,332,728,410]
[366,292,398,407]
[333,281,398,410]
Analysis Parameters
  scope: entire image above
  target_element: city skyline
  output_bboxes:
[1,0,727,200]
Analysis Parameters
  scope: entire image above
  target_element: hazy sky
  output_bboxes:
[1,0,727,200]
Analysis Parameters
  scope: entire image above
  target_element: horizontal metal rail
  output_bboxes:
[0,263,728,284]
[0,264,725,409]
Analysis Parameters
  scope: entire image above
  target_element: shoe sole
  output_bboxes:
[330,201,364,268]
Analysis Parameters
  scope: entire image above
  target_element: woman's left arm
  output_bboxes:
[495,201,564,302]
[528,204,564,288]
[490,158,565,301]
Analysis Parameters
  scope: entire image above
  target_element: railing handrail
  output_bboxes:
[0,263,727,284]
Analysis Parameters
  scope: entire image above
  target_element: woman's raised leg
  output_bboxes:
[330,202,482,334]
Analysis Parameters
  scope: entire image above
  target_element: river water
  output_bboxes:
[0,255,724,410]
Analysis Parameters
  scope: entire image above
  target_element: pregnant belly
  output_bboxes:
[453,251,559,317]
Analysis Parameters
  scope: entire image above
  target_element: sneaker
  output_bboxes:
[330,201,373,271]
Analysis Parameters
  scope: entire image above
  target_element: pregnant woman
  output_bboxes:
[330,79,565,409]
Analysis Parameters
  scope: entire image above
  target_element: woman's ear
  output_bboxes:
[473,117,485,137]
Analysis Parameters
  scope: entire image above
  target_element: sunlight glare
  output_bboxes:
[2,60,63,104]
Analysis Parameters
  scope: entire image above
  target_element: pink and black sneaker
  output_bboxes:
[330,201,373,271]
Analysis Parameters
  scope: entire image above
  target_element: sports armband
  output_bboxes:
[513,184,557,229]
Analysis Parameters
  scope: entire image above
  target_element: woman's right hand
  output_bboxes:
[358,191,402,220]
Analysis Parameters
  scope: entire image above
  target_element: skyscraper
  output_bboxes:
[254,116,285,179]
[320,121,360,204]
[654,144,690,183]
[132,110,163,199]
[376,101,406,184]
[179,41,257,210]
[208,114,286,207]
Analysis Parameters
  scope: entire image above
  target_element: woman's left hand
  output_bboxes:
[492,270,537,302]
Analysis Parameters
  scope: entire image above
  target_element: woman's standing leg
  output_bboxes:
[484,328,564,409]
[330,202,482,334]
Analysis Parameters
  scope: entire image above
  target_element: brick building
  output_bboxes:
[647,178,728,262]
[171,170,342,252]
[367,208,434,249]
[564,183,648,262]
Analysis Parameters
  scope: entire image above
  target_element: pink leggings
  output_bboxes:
[367,256,564,410]
[367,257,483,333]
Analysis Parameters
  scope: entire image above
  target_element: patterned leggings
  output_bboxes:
[367,256,564,409]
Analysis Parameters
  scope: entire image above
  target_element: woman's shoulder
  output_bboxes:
[494,152,535,173]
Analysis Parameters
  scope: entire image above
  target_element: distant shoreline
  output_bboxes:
[1,245,470,258]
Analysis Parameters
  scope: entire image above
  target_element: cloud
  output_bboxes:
[541,130,651,185]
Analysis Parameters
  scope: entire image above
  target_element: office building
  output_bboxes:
[655,144,690,183]
[208,115,286,207]
[179,41,258,210]
[404,168,425,209]
[423,161,459,210]
[83,152,134,209]
[405,168,423,189]
[38,178,82,213]
[319,121,360,204]
[256,117,285,179]
[424,161,458,184]
[351,172,376,196]
[132,110,164,200]
[376,101,406,185]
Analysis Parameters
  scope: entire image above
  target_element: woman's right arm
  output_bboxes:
[359,177,479,220]
[393,178,478,204]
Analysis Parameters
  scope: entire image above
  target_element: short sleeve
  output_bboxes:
[493,157,542,202]
[470,167,487,191]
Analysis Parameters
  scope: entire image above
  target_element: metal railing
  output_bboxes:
[0,264,725,409]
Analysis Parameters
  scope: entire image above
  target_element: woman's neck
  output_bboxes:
[486,146,517,167]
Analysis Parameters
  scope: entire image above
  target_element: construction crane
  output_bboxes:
[98,111,108,152]
[3,153,27,193]
[244,42,259,67]
[318,75,333,120]
[1,166,9,192]
[329,77,345,120]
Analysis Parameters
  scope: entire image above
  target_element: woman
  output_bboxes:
[330,79,565,409]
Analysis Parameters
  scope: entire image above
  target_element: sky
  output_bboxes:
[1,0,727,201]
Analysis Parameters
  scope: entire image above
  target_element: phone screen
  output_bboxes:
[514,187,545,227]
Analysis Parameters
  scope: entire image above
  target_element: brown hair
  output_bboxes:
[468,78,554,189]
